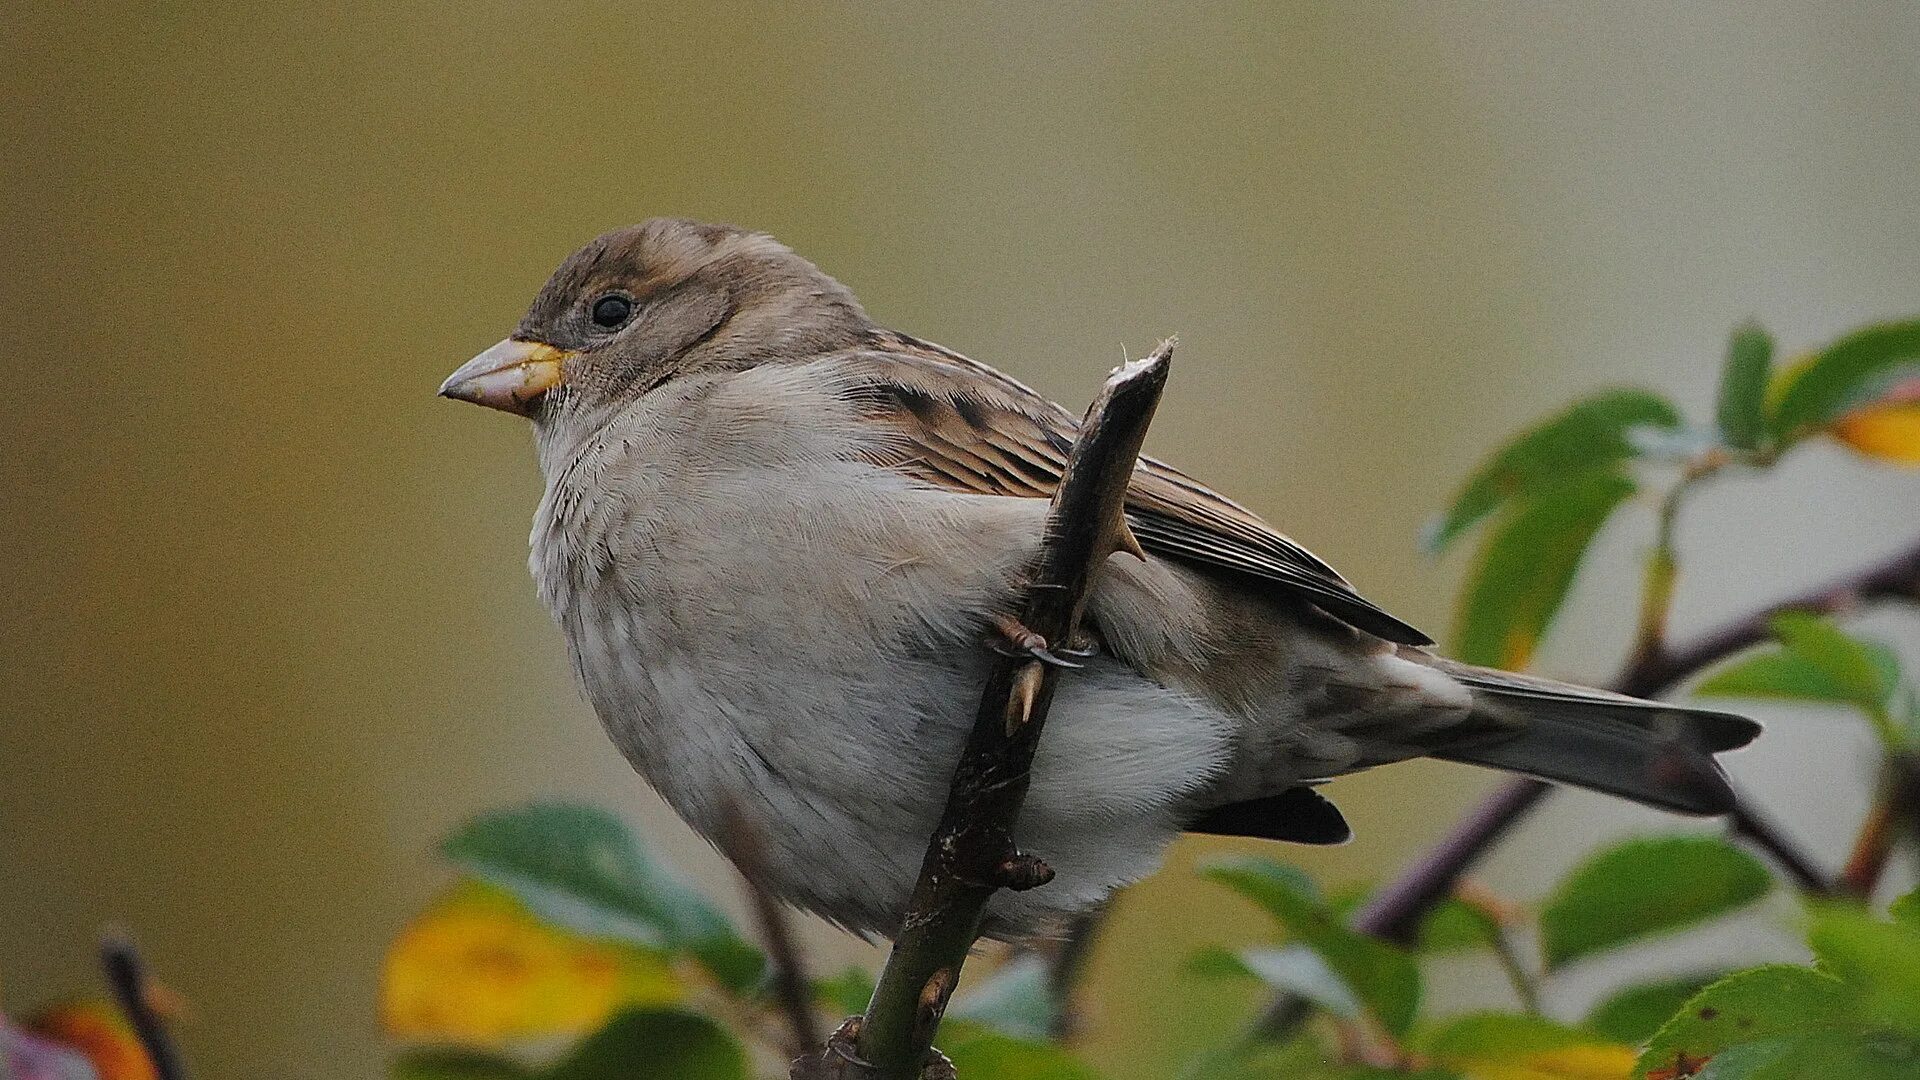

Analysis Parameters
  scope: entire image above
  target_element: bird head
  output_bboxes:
[439,218,869,425]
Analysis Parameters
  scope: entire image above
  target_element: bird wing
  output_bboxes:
[836,337,1432,645]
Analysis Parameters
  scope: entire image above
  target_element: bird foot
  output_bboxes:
[987,615,1083,668]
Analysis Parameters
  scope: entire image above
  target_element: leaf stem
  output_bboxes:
[1838,793,1897,899]
[1489,927,1541,1015]
[1626,452,1726,677]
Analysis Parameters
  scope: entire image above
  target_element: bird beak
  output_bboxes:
[438,338,573,416]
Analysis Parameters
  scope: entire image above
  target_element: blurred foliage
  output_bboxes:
[381,881,682,1044]
[1,1019,101,1080]
[21,1002,156,1080]
[1201,860,1422,1037]
[1698,613,1918,749]
[1432,317,1920,669]
[1536,836,1771,971]
[441,804,765,992]
[1,1001,161,1080]
[0,989,186,1080]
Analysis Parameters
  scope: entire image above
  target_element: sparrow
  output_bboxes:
[440,218,1760,938]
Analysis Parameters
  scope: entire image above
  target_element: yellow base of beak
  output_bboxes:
[439,339,571,416]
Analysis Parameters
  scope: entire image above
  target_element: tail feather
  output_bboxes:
[1427,662,1762,816]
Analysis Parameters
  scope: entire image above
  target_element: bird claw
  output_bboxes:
[1026,644,1083,669]
[987,616,1084,669]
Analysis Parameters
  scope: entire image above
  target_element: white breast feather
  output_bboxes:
[529,360,1234,936]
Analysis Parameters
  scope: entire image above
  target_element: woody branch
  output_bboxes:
[791,342,1173,1079]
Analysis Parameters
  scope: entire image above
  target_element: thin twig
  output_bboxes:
[1731,802,1835,896]
[1489,926,1541,1016]
[1890,752,1920,863]
[100,931,186,1080]
[1837,797,1897,899]
[1839,749,1920,900]
[1351,780,1553,946]
[724,804,825,1058]
[1043,906,1108,1041]
[1254,533,1920,1037]
[792,344,1174,1079]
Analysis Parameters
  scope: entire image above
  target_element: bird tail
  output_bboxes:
[1424,660,1761,815]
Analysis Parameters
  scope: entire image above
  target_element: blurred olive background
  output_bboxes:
[6,3,1920,1077]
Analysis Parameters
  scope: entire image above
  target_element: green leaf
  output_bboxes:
[1635,966,1854,1079]
[1700,615,1906,744]
[441,804,764,991]
[1540,835,1772,970]
[946,955,1056,1043]
[814,966,876,1017]
[1696,646,1900,712]
[1453,470,1638,669]
[944,1033,1105,1080]
[1769,319,1920,439]
[1187,944,1364,1019]
[1325,882,1374,921]
[1203,858,1421,1036]
[1415,897,1503,955]
[1807,906,1920,1034]
[1587,975,1722,1045]
[391,1049,535,1080]
[1890,886,1920,931]
[545,1008,748,1080]
[1718,322,1775,451]
[1425,389,1681,554]
[1423,1012,1594,1058]
[1688,1030,1920,1080]
[1423,1013,1636,1077]
[1768,613,1899,710]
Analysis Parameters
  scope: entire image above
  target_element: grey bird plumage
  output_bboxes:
[440,218,1760,938]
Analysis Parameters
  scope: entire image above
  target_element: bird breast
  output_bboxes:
[521,362,1235,935]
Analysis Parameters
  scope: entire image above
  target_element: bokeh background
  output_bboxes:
[6,3,1919,1077]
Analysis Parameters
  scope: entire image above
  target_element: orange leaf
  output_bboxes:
[380,881,681,1044]
[25,1002,155,1080]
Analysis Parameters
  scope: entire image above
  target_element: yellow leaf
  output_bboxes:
[25,1001,156,1080]
[1456,1043,1637,1080]
[380,880,681,1044]
[1499,623,1537,672]
[1832,398,1920,465]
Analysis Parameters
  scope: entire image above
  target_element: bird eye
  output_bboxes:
[590,294,633,328]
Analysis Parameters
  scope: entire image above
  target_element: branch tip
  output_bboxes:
[993,853,1056,891]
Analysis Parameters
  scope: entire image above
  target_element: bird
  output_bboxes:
[439,217,1760,939]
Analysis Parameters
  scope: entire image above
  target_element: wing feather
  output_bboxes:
[837,337,1432,645]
